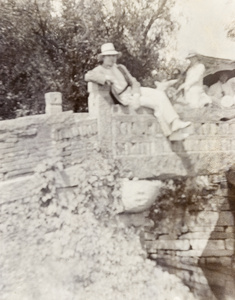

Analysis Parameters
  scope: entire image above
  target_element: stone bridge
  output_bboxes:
[1,86,235,275]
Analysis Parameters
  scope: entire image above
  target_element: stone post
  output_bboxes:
[45,92,62,115]
[87,82,113,156]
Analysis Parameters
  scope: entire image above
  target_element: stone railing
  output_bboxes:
[0,92,98,181]
[0,86,234,271]
[88,82,235,269]
[88,82,235,178]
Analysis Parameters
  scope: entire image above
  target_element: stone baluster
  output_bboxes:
[87,82,113,156]
[45,92,62,115]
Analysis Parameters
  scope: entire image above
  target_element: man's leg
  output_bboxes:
[139,87,191,134]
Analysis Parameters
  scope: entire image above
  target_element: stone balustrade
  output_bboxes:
[0,87,234,270]
[88,82,235,178]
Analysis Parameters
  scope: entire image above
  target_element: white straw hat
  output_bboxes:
[98,43,122,61]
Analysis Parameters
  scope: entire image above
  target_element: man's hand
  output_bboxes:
[177,83,185,93]
[129,93,141,110]
[105,80,113,86]
[105,75,114,86]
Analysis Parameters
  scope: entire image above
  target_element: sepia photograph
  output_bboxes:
[1,0,235,299]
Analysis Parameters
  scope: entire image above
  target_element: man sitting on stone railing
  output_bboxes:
[84,43,191,141]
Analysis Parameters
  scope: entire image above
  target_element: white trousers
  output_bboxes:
[139,87,178,125]
[120,87,179,136]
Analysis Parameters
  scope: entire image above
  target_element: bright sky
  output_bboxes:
[52,0,235,60]
[174,0,235,59]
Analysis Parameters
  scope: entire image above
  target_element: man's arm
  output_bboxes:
[118,64,141,95]
[84,66,106,85]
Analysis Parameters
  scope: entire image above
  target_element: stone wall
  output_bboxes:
[0,161,116,299]
[2,86,233,182]
[0,110,98,181]
[1,87,235,274]
[87,83,235,268]
[143,174,235,269]
[88,83,235,178]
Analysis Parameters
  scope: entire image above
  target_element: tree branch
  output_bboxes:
[142,0,168,40]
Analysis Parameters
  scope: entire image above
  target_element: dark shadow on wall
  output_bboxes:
[160,132,235,300]
[199,168,235,300]
[226,167,235,263]
[169,136,196,177]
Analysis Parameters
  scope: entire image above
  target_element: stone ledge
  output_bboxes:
[145,240,190,251]
[191,240,225,251]
[217,212,234,226]
[201,249,234,257]
[179,232,221,240]
[112,104,154,116]
[0,175,41,203]
[210,232,234,239]
[225,239,234,250]
[174,249,234,257]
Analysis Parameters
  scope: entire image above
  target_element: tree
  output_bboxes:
[226,20,235,41]
[0,0,177,119]
[0,0,60,118]
[100,0,177,83]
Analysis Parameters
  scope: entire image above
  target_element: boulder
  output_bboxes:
[121,179,163,213]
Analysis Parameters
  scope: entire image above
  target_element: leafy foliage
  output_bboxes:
[226,20,235,41]
[0,0,177,119]
[149,176,220,238]
[28,152,198,300]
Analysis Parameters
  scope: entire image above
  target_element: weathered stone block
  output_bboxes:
[144,232,155,241]
[18,127,38,137]
[176,250,202,257]
[150,240,190,251]
[210,123,218,135]
[158,234,176,240]
[188,226,216,232]
[0,142,16,150]
[196,211,219,226]
[210,232,234,239]
[219,257,232,267]
[45,92,62,115]
[149,253,158,259]
[225,226,235,233]
[190,239,223,251]
[205,257,220,264]
[201,249,234,257]
[220,123,230,135]
[225,239,234,250]
[0,174,43,203]
[179,256,198,266]
[121,179,163,213]
[206,240,225,250]
[217,211,234,226]
[179,232,211,240]
[183,139,195,151]
[231,140,235,151]
[220,203,231,210]
[5,168,35,179]
[221,138,231,151]
[198,257,206,265]
[200,123,211,135]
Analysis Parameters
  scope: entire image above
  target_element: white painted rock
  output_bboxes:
[221,95,235,108]
[121,179,163,213]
